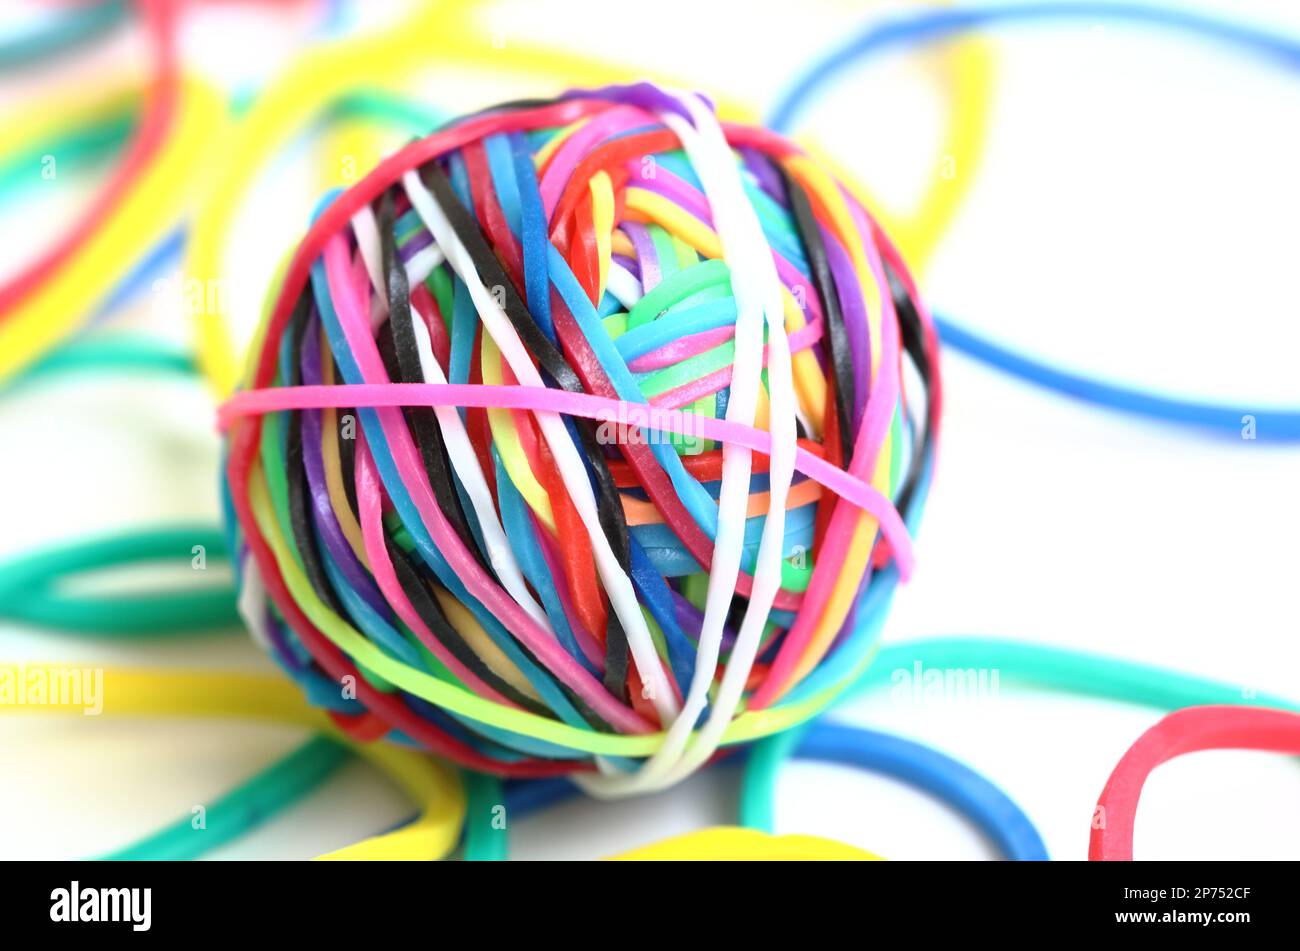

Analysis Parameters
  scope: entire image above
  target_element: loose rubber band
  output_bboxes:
[0,666,465,860]
[98,736,350,861]
[1090,705,1300,861]
[741,721,1048,861]
[0,1,177,336]
[100,633,1300,860]
[0,0,127,71]
[0,525,238,636]
[608,827,881,861]
[0,71,224,383]
[772,1,1300,439]
[463,715,1042,861]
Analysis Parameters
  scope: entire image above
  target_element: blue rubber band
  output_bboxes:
[771,1,1300,441]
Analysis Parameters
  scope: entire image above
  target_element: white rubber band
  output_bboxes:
[349,207,553,635]
[401,169,680,725]
[575,87,797,796]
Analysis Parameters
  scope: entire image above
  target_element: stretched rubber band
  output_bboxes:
[222,382,913,574]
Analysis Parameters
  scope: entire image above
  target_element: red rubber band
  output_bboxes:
[1090,705,1300,861]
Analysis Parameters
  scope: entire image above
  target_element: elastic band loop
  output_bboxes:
[1090,705,1300,861]
[772,1,1300,439]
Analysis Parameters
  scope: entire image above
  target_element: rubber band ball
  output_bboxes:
[219,82,941,795]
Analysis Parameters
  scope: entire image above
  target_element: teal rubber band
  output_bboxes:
[8,336,196,392]
[739,637,1300,833]
[861,638,1298,712]
[739,722,806,832]
[0,525,239,636]
[0,0,126,71]
[97,737,350,861]
[462,771,509,861]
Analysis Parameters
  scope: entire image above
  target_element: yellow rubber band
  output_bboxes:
[0,76,224,385]
[249,460,881,755]
[610,826,882,860]
[0,664,464,861]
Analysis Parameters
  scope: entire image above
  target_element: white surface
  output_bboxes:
[1,0,1299,860]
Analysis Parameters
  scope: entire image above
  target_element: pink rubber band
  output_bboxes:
[220,381,914,580]
[320,234,652,733]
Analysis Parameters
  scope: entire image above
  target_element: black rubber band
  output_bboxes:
[377,190,490,573]
[284,294,346,615]
[418,162,635,703]
[780,165,856,464]
[885,259,934,520]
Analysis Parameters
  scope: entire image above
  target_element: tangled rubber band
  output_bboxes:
[2,0,995,855]
[220,83,939,789]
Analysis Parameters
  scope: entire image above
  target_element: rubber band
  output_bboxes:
[1090,705,1300,861]
[0,0,984,841]
[190,0,991,397]
[857,638,1300,714]
[0,79,445,338]
[608,827,881,861]
[0,666,465,860]
[122,633,1297,860]
[218,85,941,781]
[0,525,238,636]
[0,1,176,324]
[98,737,350,861]
[741,721,1048,861]
[733,636,1300,862]
[8,335,195,391]
[576,89,800,795]
[773,1,1300,439]
[462,770,509,862]
[0,0,127,71]
[0,71,224,383]
[463,714,1040,861]
[220,383,913,570]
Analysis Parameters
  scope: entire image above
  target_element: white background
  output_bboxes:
[1,0,1298,860]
